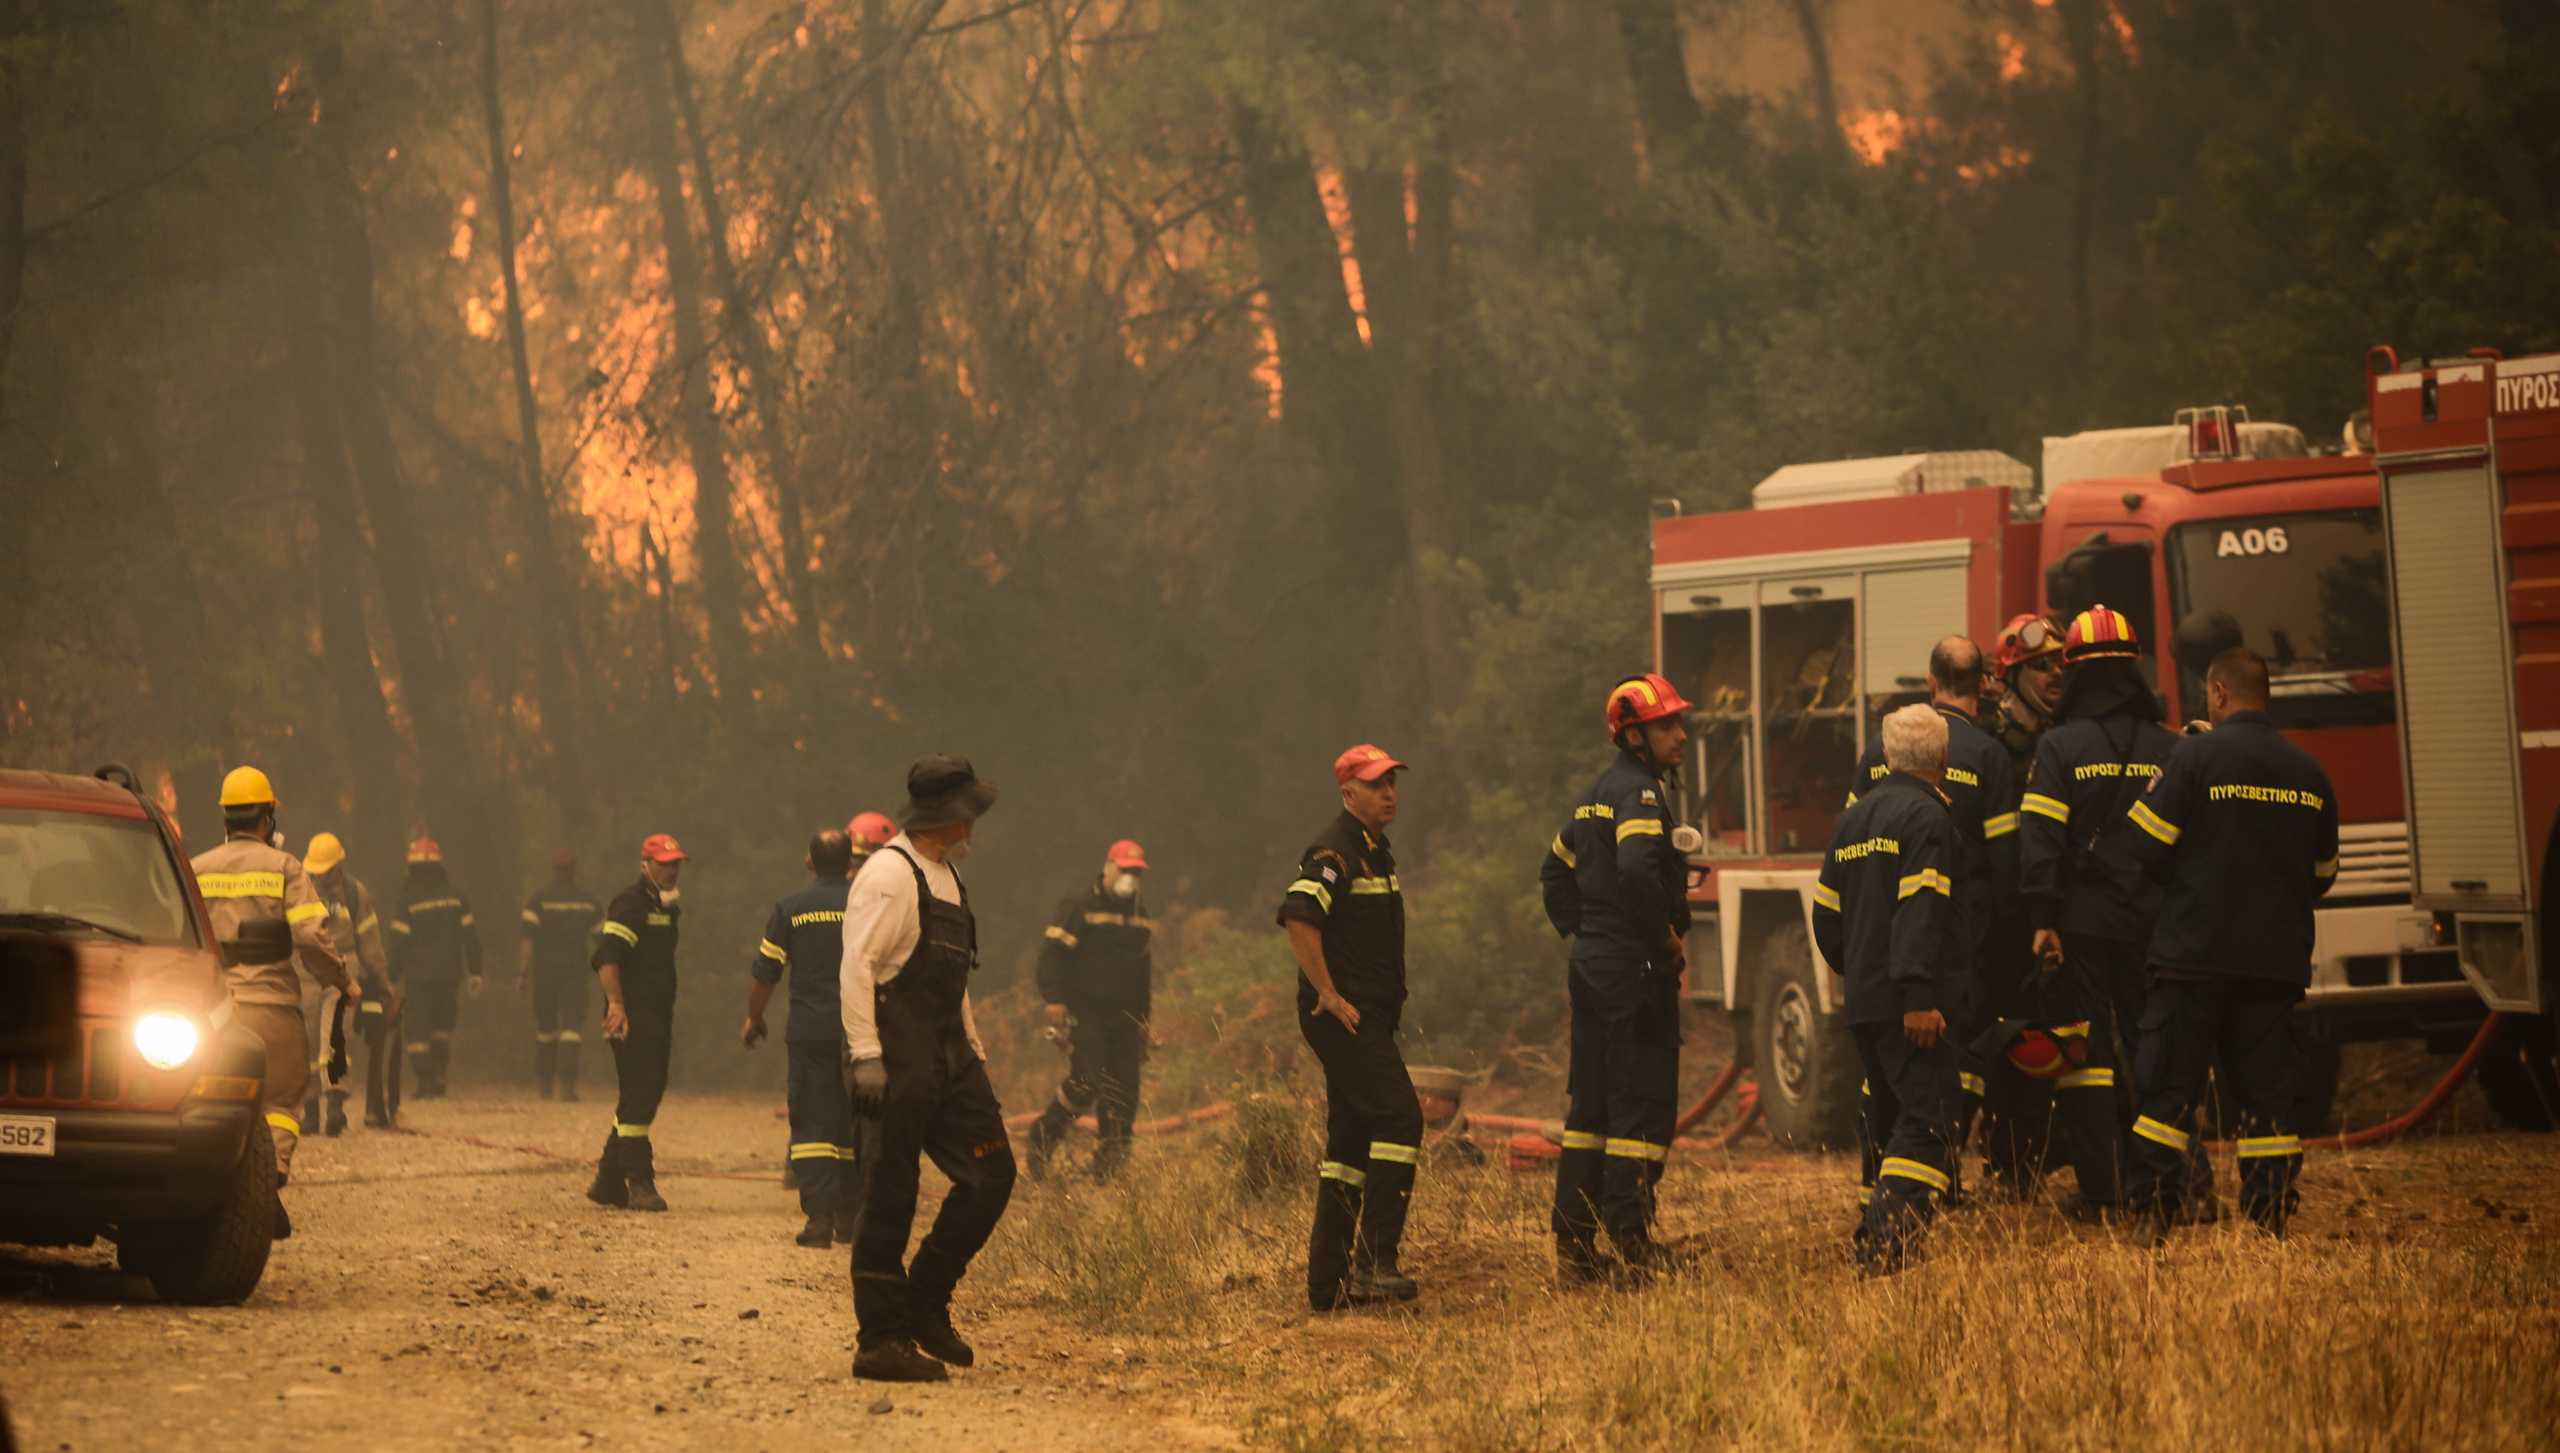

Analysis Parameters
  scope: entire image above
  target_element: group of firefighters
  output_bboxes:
[180,601,2336,1374]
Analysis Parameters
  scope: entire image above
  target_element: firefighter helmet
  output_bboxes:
[219,766,278,809]
[1604,673,1693,736]
[2064,605,2141,663]
[1995,613,2067,676]
[304,832,347,875]
[846,812,896,849]
[406,836,443,864]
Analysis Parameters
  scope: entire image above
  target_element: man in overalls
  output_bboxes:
[840,756,1013,1383]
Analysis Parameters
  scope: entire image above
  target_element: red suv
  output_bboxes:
[0,766,279,1303]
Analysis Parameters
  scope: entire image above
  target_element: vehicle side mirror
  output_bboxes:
[0,931,81,1056]
[220,916,294,968]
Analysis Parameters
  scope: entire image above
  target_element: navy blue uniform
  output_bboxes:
[1278,811,1421,1309]
[1027,882,1157,1181]
[755,876,858,1222]
[2017,711,2179,1206]
[2118,711,2340,1230]
[593,877,681,1193]
[390,867,482,1098]
[1539,749,1689,1270]
[1813,771,1960,1270]
[522,881,600,1097]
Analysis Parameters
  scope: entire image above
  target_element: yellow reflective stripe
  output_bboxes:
[1859,1079,1870,1096]
[1347,876,1401,895]
[389,920,412,935]
[599,921,640,945]
[1615,817,1665,842]
[1879,1156,1950,1193]
[1044,926,1081,948]
[1368,1141,1421,1165]
[757,938,788,963]
[2020,793,2070,824]
[2313,857,2339,880]
[2133,1115,2191,1152]
[788,1142,839,1160]
[1858,1187,1874,1206]
[613,1121,652,1138]
[2056,1066,2115,1090]
[460,914,477,927]
[533,1031,559,1044]
[1958,1071,1986,1096]
[1897,869,1953,900]
[2237,1134,2303,1159]
[1558,1130,1604,1151]
[1287,878,1334,913]
[556,1030,581,1044]
[198,871,287,899]
[1604,1137,1669,1162]
[285,900,330,926]
[1550,834,1578,870]
[1811,883,1841,911]
[1843,791,1860,809]
[410,898,463,912]
[356,913,379,933]
[2050,1021,2092,1039]
[2128,801,2182,845]
[1983,812,2020,840]
[1317,1160,1367,1187]
[522,909,544,927]
[834,1146,860,1160]
[265,1111,302,1136]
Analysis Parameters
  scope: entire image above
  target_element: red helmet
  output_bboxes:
[1996,613,2067,676]
[846,812,895,849]
[1107,839,1148,871]
[550,847,577,872]
[406,836,443,865]
[640,832,687,864]
[2004,1022,2093,1079]
[1605,673,1693,736]
[2064,605,2141,663]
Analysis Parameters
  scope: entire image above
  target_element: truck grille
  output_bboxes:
[1,1026,124,1104]
[2333,822,2412,901]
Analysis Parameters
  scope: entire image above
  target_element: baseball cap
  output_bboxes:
[1333,744,1406,788]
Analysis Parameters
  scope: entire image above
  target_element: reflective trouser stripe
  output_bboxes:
[836,1146,860,1160]
[613,1122,652,1138]
[1879,1156,1950,1193]
[266,1112,302,1135]
[788,1142,839,1160]
[2236,1134,2303,1159]
[557,1030,580,1044]
[2056,1067,2115,1090]
[1558,1130,1604,1151]
[2133,1115,2192,1152]
[1368,1141,1421,1165]
[534,1031,559,1044]
[1858,1187,1874,1206]
[1958,1071,1986,1096]
[430,1031,452,1042]
[1604,1138,1668,1162]
[1318,1160,1367,1187]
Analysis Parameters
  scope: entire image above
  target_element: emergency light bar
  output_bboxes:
[2172,404,2252,463]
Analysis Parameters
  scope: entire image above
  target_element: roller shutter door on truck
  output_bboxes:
[1861,565,1967,704]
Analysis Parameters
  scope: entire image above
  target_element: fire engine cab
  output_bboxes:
[1653,415,2473,1146]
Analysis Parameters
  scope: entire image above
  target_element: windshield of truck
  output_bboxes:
[2165,508,2393,728]
[0,808,199,945]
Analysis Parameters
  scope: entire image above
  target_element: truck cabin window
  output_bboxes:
[2166,509,2393,729]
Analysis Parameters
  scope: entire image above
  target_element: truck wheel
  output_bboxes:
[1750,923,1862,1149]
[125,1126,278,1305]
[2475,1015,2560,1132]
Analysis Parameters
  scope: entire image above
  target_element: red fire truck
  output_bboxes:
[1651,423,2490,1146]
[2367,344,2560,1128]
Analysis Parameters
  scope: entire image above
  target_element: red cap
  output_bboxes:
[1333,744,1406,787]
[550,847,577,872]
[846,812,896,849]
[406,836,443,865]
[640,832,688,864]
[1107,839,1148,871]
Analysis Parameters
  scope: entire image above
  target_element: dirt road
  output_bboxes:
[0,1091,1242,1453]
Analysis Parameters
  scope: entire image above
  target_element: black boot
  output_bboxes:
[795,1214,833,1248]
[1352,1154,1419,1303]
[623,1135,669,1213]
[303,1096,321,1137]
[1306,1173,1364,1311]
[585,1132,629,1208]
[852,1339,949,1383]
[556,1043,579,1102]
[912,1293,975,1367]
[324,1090,349,1138]
[1024,1101,1072,1182]
[534,1039,556,1099]
[1350,1246,1419,1303]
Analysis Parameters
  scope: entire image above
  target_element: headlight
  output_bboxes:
[134,1012,201,1070]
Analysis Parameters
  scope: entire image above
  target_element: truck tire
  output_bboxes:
[2475,1015,2560,1132]
[1750,923,1862,1149]
[123,1126,278,1305]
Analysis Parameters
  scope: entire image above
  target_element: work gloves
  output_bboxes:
[845,1056,889,1112]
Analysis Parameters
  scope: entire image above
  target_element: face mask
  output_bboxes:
[1108,872,1140,900]
[655,883,681,907]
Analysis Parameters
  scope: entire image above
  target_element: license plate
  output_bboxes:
[0,1114,57,1157]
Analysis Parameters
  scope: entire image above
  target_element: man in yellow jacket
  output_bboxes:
[191,767,353,1237]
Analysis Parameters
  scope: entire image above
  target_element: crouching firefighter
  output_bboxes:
[1539,673,1693,1286]
[743,828,862,1248]
[1813,706,1962,1275]
[588,833,688,1214]
[841,757,1014,1383]
[1278,744,1423,1311]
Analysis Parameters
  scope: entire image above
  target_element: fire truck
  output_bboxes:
[1651,420,2485,1146]
[2367,344,2560,1129]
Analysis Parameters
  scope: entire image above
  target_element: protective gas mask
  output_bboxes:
[1108,871,1141,900]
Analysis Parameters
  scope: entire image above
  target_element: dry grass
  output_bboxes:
[975,1100,2560,1452]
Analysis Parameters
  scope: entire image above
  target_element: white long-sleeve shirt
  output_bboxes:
[838,833,984,1063]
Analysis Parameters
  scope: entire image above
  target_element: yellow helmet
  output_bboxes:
[219,766,278,809]
[304,832,346,874]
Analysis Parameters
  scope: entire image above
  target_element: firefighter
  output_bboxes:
[1812,707,1961,1274]
[1979,613,2067,776]
[192,768,354,1237]
[519,849,600,1101]
[390,837,482,1100]
[2120,649,2338,1237]
[303,832,389,1137]
[2016,605,2181,1217]
[589,833,687,1214]
[1539,673,1692,1285]
[1970,613,2068,1190]
[744,828,862,1248]
[1277,744,1423,1312]
[1846,638,2018,1188]
[781,814,894,1191]
[841,756,1012,1383]
[1025,838,1156,1184]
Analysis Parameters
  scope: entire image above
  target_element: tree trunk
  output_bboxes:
[635,22,753,697]
[1788,0,1847,159]
[477,0,594,836]
[0,57,24,421]
[2058,0,2105,378]
[1615,0,1708,171]
[648,0,820,669]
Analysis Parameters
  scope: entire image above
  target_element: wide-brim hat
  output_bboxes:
[899,754,998,832]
